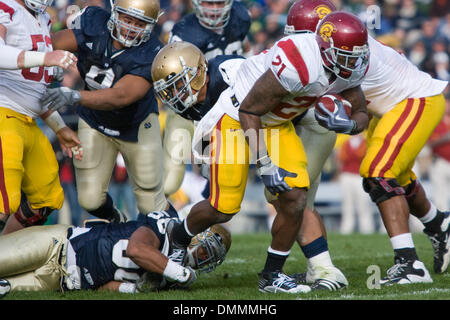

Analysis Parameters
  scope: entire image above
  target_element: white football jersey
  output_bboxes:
[363,36,448,117]
[222,33,363,127]
[0,0,54,118]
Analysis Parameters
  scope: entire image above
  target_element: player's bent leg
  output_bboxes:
[163,108,194,196]
[121,113,168,214]
[0,225,69,291]
[74,119,119,220]
[168,200,234,266]
[362,178,433,284]
[403,179,450,273]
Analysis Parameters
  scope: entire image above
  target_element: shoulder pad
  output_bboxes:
[231,1,251,24]
[129,35,163,66]
[170,14,209,46]
[79,6,110,37]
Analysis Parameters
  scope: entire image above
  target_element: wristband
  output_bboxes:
[256,154,271,169]
[163,259,191,283]
[44,111,67,133]
[23,51,46,68]
[118,282,137,293]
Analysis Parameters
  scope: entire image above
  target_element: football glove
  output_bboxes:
[41,87,81,111]
[53,66,64,82]
[257,155,297,195]
[314,100,356,134]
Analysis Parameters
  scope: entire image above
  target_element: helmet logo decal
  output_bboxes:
[319,21,337,42]
[315,5,332,19]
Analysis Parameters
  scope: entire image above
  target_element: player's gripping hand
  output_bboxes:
[44,50,77,70]
[257,155,297,195]
[41,87,81,111]
[314,100,356,134]
[56,127,83,161]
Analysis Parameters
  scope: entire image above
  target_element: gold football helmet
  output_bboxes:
[151,42,208,118]
[185,224,231,273]
[107,0,162,47]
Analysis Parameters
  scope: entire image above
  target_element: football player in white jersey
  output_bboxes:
[166,12,370,293]
[0,0,80,234]
[283,0,449,286]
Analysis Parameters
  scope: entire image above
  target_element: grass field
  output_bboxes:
[2,232,450,301]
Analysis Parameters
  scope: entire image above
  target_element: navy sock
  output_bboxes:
[262,252,288,273]
[88,194,114,220]
[301,236,329,259]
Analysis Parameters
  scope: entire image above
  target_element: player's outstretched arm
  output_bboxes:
[51,29,79,53]
[42,74,151,111]
[0,24,77,70]
[127,226,196,287]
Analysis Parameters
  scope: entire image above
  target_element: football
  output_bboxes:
[315,94,352,117]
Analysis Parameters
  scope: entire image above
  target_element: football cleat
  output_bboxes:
[423,211,450,273]
[109,206,128,224]
[166,219,187,266]
[291,266,348,291]
[0,279,11,298]
[258,272,311,294]
[290,272,308,284]
[380,257,433,286]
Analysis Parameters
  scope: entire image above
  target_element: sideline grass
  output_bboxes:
[3,232,450,300]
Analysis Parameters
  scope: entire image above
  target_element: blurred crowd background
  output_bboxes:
[41,0,450,234]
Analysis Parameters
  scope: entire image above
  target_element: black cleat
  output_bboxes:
[109,206,128,224]
[0,279,11,298]
[166,219,187,265]
[424,211,450,273]
[379,257,433,285]
[258,271,311,294]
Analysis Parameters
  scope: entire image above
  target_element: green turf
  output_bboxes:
[3,232,450,300]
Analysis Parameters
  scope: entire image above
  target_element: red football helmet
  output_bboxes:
[284,0,337,35]
[316,11,369,81]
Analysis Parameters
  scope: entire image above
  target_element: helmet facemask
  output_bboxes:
[192,0,233,30]
[321,38,369,81]
[24,0,54,13]
[153,56,207,115]
[107,1,161,47]
[185,227,228,273]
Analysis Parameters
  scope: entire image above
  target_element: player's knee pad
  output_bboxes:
[15,193,53,227]
[362,177,406,205]
[404,179,420,202]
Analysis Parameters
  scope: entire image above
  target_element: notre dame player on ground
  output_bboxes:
[41,0,170,223]
[0,210,231,296]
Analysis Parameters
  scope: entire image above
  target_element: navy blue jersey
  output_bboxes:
[68,210,180,289]
[170,1,250,60]
[72,6,162,141]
